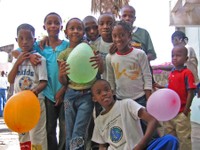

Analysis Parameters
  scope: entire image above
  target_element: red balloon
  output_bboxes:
[147,88,181,121]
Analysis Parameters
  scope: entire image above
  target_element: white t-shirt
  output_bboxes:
[106,48,152,100]
[96,37,113,79]
[92,99,144,150]
[0,76,8,89]
[14,53,47,99]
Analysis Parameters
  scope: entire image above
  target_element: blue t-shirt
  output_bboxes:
[18,40,69,102]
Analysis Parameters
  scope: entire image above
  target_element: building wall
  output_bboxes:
[185,27,200,77]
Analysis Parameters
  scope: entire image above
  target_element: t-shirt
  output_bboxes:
[96,37,113,79]
[168,67,196,112]
[92,99,144,150]
[14,52,47,100]
[106,47,152,100]
[132,27,156,60]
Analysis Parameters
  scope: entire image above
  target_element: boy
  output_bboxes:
[11,12,69,150]
[8,23,48,150]
[91,79,179,150]
[83,15,100,45]
[155,45,196,150]
[120,5,157,61]
[96,12,115,79]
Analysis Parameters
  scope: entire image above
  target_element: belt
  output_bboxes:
[73,89,91,94]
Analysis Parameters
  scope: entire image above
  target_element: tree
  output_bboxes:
[91,0,129,17]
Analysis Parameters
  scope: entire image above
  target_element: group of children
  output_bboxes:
[8,4,199,150]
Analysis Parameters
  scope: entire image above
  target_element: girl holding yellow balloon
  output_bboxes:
[57,17,103,150]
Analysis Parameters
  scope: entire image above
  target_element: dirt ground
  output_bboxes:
[0,117,20,150]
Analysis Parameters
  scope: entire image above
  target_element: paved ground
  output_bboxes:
[0,117,20,150]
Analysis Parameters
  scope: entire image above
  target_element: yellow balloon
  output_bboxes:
[3,90,41,133]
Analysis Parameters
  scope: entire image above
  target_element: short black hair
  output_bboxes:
[44,12,62,23]
[171,31,188,41]
[65,17,84,29]
[17,23,35,36]
[83,16,97,25]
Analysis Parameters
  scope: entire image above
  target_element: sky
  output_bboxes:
[0,0,175,65]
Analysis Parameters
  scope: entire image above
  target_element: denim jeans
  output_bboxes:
[64,88,94,150]
[45,98,66,150]
[0,89,6,116]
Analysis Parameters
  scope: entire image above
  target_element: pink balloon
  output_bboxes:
[147,88,181,121]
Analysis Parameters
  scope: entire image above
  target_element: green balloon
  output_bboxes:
[67,43,98,83]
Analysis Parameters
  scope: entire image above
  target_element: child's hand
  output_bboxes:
[90,55,101,69]
[39,36,49,50]
[55,90,64,106]
[30,54,41,66]
[153,82,164,89]
[31,88,38,96]
[90,52,104,74]
[109,44,117,54]
[16,52,30,66]
[58,60,70,85]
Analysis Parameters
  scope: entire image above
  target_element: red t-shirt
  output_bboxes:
[168,67,196,112]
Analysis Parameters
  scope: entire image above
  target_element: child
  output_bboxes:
[91,79,179,150]
[82,15,100,45]
[57,17,103,150]
[8,23,48,150]
[155,45,196,150]
[96,12,115,79]
[106,20,152,107]
[106,20,153,137]
[11,12,69,150]
[120,5,157,61]
[120,5,157,88]
[38,12,68,150]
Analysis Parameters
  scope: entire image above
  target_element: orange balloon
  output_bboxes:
[3,90,41,133]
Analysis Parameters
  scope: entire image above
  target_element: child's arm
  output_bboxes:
[12,49,41,65]
[31,80,47,96]
[58,60,70,85]
[183,89,195,116]
[8,52,30,84]
[99,144,108,150]
[152,64,173,71]
[144,90,151,100]
[55,85,67,106]
[153,82,166,89]
[134,108,158,150]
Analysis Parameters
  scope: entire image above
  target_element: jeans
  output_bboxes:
[0,88,6,116]
[45,98,66,150]
[64,88,94,150]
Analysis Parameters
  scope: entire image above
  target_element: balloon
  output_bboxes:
[3,90,40,133]
[67,43,98,83]
[147,88,181,121]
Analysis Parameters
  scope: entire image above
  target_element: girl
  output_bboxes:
[57,17,103,150]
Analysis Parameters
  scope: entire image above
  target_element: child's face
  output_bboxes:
[121,7,136,25]
[16,29,35,52]
[43,14,63,37]
[84,20,99,41]
[98,14,114,38]
[65,19,84,44]
[171,36,184,47]
[171,46,188,68]
[92,80,114,110]
[112,25,131,51]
